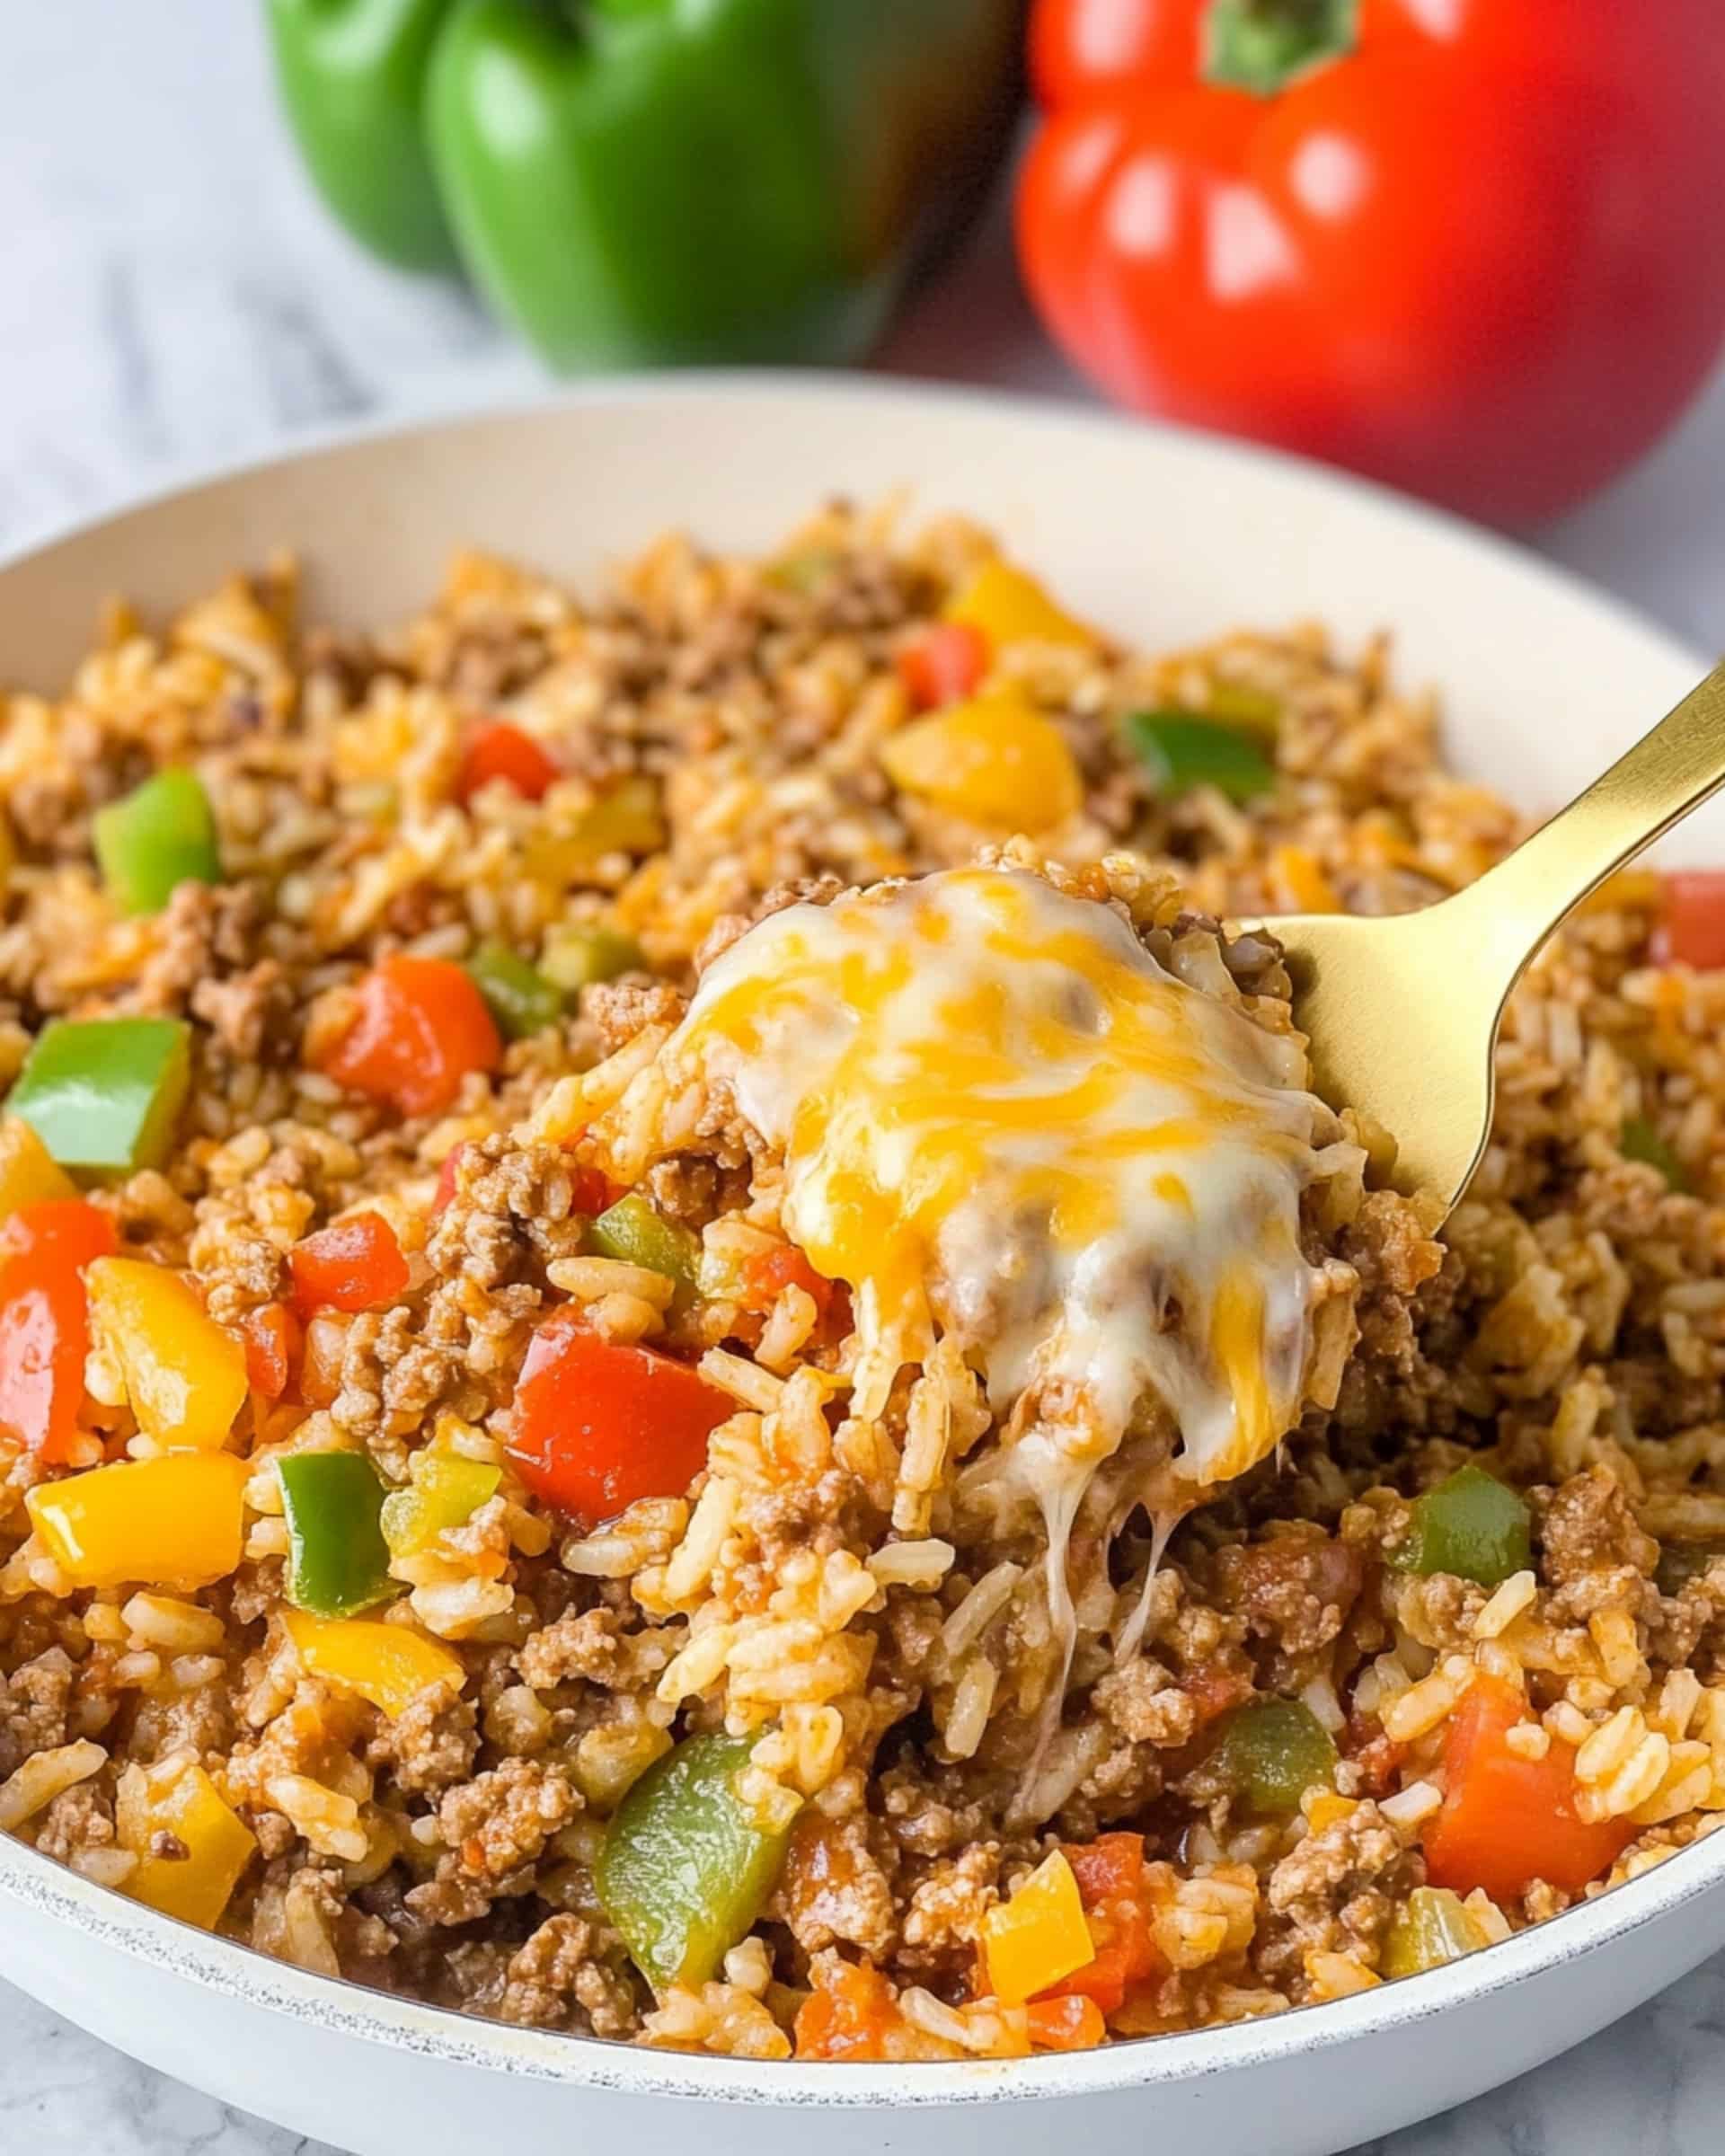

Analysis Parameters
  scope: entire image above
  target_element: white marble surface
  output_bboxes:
[5,5,1725,2152]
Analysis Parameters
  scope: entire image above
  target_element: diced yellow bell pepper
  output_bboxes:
[282,1608,466,1719]
[116,1755,256,1930]
[943,559,1095,650]
[982,1849,1094,2006]
[0,1114,76,1223]
[1270,844,1341,916]
[881,694,1083,832]
[84,1257,248,1451]
[379,1454,501,1563]
[27,1452,249,1590]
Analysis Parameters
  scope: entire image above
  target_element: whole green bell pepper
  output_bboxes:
[264,0,1022,371]
[265,0,462,272]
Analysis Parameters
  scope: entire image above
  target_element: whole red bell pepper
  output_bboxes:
[1017,0,1725,525]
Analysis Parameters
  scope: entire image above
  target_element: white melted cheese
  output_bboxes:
[653,866,1349,1514]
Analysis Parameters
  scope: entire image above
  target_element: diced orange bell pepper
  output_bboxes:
[239,1301,302,1401]
[881,693,1084,831]
[1423,1675,1637,1901]
[281,1608,466,1719]
[0,1197,117,1465]
[1025,1993,1108,2051]
[85,1257,248,1451]
[299,1313,349,1409]
[456,720,558,805]
[507,1309,731,1525]
[982,1849,1095,2006]
[943,558,1095,649]
[289,1212,411,1320]
[0,1115,76,1223]
[794,1959,904,2062]
[318,953,501,1118]
[896,622,990,710]
[116,1754,256,1930]
[27,1450,249,1589]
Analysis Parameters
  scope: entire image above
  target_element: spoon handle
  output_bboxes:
[1451,658,1725,974]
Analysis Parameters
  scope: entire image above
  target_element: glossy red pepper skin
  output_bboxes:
[1423,1676,1635,1901]
[456,721,558,805]
[1018,0,1725,525]
[1653,872,1725,972]
[0,1199,119,1464]
[896,623,990,711]
[507,1308,731,1525]
[320,953,502,1118]
[240,1301,303,1401]
[289,1215,411,1321]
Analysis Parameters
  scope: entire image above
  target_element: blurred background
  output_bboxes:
[4,0,1725,650]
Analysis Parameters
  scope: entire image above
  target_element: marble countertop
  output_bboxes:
[6,6,1725,2152]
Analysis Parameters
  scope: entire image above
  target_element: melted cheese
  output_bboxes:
[647,866,1345,1503]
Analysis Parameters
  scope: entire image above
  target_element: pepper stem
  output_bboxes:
[1203,0,1358,95]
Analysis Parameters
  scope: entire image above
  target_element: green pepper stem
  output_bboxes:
[1203,0,1357,95]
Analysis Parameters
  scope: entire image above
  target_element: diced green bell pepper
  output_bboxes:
[93,769,222,915]
[1124,711,1276,805]
[1381,1886,1486,1980]
[1621,1116,1689,1191]
[7,1018,191,1175]
[279,1452,394,1618]
[464,943,563,1040]
[380,1454,501,1561]
[1391,1463,1531,1589]
[595,1733,794,1991]
[588,1192,701,1312]
[540,924,644,993]
[1208,1698,1338,1818]
[1656,1541,1721,1596]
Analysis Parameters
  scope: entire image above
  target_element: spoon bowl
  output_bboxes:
[1269,658,1725,1215]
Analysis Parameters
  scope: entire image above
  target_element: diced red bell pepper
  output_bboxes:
[456,721,558,806]
[432,1142,471,1217]
[289,1214,410,1321]
[507,1308,731,1525]
[1423,1675,1637,1902]
[1061,1831,1144,1904]
[1179,1660,1255,1727]
[1653,871,1725,970]
[1025,1993,1108,2051]
[0,1198,118,1464]
[319,953,501,1118]
[896,623,990,711]
[239,1301,302,1401]
[743,1243,836,1321]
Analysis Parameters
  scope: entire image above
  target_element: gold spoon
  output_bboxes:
[1266,659,1725,1215]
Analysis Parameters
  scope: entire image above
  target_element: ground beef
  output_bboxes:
[369,1692,478,1797]
[32,1781,114,1862]
[1092,1658,1200,1746]
[436,1757,579,1882]
[1539,1463,1659,1586]
[774,1813,898,1960]
[1213,1529,1366,1660]
[0,1650,73,1779]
